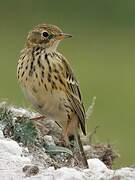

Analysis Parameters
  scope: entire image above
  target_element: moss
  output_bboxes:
[0,107,37,145]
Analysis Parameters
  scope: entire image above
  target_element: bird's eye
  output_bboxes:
[42,31,49,38]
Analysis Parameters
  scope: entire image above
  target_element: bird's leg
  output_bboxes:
[60,126,70,147]
[63,119,89,168]
[61,119,75,147]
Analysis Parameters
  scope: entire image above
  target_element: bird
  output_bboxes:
[17,23,88,168]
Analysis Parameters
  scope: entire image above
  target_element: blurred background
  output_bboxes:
[0,0,135,167]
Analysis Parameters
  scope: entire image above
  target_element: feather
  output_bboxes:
[57,53,86,135]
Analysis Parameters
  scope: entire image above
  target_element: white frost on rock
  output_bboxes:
[0,133,135,180]
[25,167,88,180]
[9,107,36,118]
[87,158,108,172]
[0,105,135,180]
[0,130,31,180]
[114,167,135,180]
[0,138,22,156]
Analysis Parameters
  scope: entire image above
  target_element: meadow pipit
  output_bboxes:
[17,24,88,168]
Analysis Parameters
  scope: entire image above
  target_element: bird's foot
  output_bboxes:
[30,115,46,121]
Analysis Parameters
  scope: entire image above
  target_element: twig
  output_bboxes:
[86,96,96,120]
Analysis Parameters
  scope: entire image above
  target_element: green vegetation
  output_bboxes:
[0,107,37,145]
[0,105,73,156]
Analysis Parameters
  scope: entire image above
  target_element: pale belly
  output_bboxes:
[22,85,67,128]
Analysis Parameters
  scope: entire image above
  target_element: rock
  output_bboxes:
[87,158,108,172]
[0,104,135,180]
[44,135,56,146]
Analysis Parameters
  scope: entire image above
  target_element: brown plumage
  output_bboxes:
[17,23,88,168]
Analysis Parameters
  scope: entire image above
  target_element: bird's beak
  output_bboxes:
[56,33,72,40]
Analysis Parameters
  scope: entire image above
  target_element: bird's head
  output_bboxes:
[26,24,72,52]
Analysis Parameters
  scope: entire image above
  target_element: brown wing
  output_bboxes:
[59,55,86,135]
